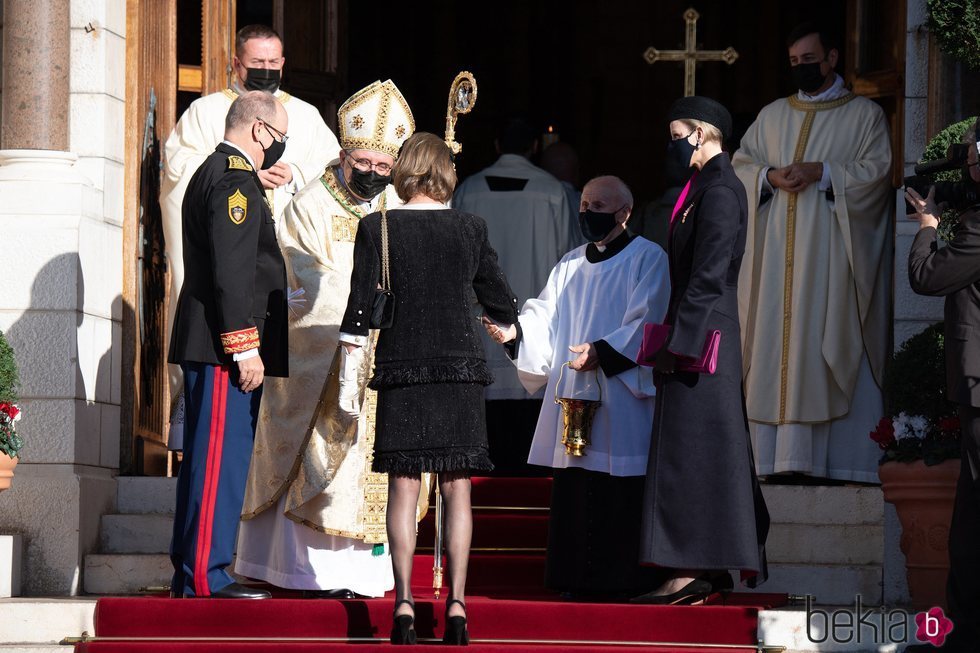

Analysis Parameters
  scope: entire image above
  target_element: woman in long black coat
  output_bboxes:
[340,132,518,643]
[635,97,769,604]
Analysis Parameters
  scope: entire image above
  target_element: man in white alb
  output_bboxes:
[161,24,339,447]
[732,22,893,483]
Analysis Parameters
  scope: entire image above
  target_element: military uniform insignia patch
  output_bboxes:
[227,155,253,172]
[228,189,248,224]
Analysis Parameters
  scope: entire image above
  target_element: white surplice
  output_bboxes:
[454,154,579,400]
[515,237,670,477]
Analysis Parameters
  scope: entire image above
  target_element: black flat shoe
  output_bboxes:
[630,578,713,605]
[209,582,272,599]
[391,599,417,645]
[443,598,470,645]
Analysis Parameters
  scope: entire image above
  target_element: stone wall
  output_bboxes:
[0,0,126,596]
[895,0,945,348]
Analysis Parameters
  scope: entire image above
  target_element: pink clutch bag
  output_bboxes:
[636,323,721,375]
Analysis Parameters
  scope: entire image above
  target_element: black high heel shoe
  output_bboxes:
[630,578,714,605]
[391,599,417,645]
[443,598,470,645]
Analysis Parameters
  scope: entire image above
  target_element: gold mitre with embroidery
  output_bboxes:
[337,80,415,158]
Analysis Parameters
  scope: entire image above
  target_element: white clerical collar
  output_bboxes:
[798,73,848,103]
[398,201,449,210]
[221,140,256,169]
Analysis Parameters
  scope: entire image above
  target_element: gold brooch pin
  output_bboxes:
[681,204,694,223]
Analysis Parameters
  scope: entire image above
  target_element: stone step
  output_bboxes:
[761,485,883,525]
[83,554,171,595]
[0,598,96,644]
[766,523,884,566]
[100,513,172,553]
[746,563,883,606]
[759,605,918,652]
[116,476,176,514]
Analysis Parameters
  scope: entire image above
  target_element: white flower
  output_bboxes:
[909,415,929,439]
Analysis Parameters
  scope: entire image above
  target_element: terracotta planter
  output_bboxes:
[879,459,959,611]
[0,452,17,492]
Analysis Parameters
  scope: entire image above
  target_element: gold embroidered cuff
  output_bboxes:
[220,327,260,354]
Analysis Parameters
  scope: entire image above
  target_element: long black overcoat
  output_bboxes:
[639,153,769,583]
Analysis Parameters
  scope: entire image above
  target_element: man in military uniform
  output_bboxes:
[168,90,289,599]
[236,80,426,598]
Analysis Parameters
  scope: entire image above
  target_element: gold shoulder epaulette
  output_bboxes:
[227,155,253,172]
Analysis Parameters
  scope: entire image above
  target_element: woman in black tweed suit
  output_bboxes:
[340,132,518,644]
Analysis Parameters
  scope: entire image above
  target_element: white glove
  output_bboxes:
[338,345,363,419]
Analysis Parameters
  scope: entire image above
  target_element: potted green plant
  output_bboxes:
[0,329,22,491]
[871,323,959,610]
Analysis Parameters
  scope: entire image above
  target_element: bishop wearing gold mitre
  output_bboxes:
[236,80,426,598]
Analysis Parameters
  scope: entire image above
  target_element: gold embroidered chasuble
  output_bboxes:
[732,93,893,426]
[241,166,427,542]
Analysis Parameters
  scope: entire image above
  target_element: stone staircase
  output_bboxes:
[82,477,889,604]
[83,477,174,595]
[0,477,906,653]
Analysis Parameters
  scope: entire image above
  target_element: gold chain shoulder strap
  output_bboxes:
[380,202,391,291]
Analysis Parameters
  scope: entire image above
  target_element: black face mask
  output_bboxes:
[791,61,828,94]
[348,167,391,199]
[260,133,286,170]
[579,208,621,243]
[244,68,281,93]
[666,130,698,169]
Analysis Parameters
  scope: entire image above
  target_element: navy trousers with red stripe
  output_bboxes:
[170,362,262,597]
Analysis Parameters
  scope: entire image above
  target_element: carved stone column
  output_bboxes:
[0,0,70,150]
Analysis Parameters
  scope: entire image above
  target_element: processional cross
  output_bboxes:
[643,7,738,96]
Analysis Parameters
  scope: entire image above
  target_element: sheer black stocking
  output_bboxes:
[387,474,422,619]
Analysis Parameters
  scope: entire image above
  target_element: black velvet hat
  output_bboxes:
[667,96,733,141]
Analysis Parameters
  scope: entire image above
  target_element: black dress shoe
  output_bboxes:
[630,578,714,605]
[209,582,271,599]
[302,588,362,599]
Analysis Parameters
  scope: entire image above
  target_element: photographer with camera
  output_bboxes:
[906,121,980,652]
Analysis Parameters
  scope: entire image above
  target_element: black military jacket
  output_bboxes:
[168,142,288,377]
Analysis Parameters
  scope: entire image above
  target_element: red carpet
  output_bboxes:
[77,477,785,651]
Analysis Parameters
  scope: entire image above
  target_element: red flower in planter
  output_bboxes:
[0,403,18,421]
[938,416,961,437]
[870,417,896,450]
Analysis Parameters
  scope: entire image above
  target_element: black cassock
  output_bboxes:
[639,153,769,584]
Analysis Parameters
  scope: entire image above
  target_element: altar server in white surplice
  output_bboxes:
[161,24,339,447]
[485,175,671,598]
[732,23,892,483]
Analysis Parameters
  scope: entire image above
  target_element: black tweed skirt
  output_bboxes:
[372,381,494,475]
